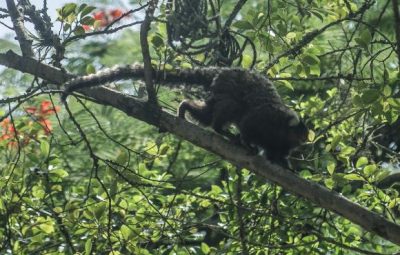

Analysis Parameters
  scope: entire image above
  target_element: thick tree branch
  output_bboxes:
[5,0,34,57]
[140,0,159,104]
[1,51,400,246]
[223,0,247,30]
[0,51,70,83]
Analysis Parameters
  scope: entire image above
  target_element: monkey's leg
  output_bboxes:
[239,110,274,156]
[178,99,214,126]
[211,99,242,142]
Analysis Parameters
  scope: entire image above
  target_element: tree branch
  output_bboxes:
[140,0,158,104]
[1,51,400,246]
[5,0,34,57]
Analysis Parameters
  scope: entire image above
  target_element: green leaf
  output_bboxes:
[39,222,55,234]
[276,80,294,90]
[383,68,389,83]
[93,203,107,220]
[201,242,211,254]
[78,3,88,12]
[352,94,363,107]
[340,146,355,156]
[241,54,253,69]
[286,32,296,39]
[310,10,324,21]
[86,64,96,74]
[61,3,77,18]
[80,16,95,25]
[121,225,132,240]
[85,238,93,254]
[32,186,45,199]
[40,140,50,156]
[151,35,164,48]
[355,30,371,51]
[302,54,320,65]
[81,6,96,17]
[309,64,321,76]
[386,111,399,124]
[159,144,169,155]
[300,170,312,179]
[389,198,399,209]
[200,199,211,207]
[360,29,372,45]
[210,185,223,195]
[363,164,377,176]
[50,169,69,178]
[356,157,368,168]
[327,161,336,175]
[308,129,315,141]
[63,23,71,32]
[388,98,400,108]
[324,178,335,189]
[344,173,364,181]
[233,20,254,30]
[361,89,380,104]
[174,63,189,71]
[74,26,86,36]
[383,86,392,97]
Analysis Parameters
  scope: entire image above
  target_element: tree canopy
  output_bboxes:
[1,0,400,254]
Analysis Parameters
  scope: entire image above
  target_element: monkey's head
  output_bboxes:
[287,115,309,147]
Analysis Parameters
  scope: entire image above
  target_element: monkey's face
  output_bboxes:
[288,121,309,147]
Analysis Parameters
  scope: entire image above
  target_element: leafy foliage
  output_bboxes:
[1,0,400,254]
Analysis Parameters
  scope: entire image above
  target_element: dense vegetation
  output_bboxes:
[1,0,400,254]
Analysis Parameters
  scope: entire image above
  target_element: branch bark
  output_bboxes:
[6,0,34,57]
[1,51,400,246]
[140,0,158,104]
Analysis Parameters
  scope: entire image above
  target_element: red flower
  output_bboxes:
[93,11,105,20]
[40,100,60,115]
[93,10,108,27]
[25,106,37,114]
[82,25,91,31]
[110,9,123,20]
[0,118,16,142]
[39,118,53,134]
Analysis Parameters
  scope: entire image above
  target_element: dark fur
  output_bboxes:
[178,69,308,164]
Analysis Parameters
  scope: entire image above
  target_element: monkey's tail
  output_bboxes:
[178,99,213,126]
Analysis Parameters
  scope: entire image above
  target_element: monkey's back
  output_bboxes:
[210,69,283,108]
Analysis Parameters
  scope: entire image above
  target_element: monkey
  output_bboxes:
[178,68,308,165]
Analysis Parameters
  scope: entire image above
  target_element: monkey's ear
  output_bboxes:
[288,115,300,127]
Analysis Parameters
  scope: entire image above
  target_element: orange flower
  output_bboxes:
[93,10,108,27]
[0,118,10,128]
[25,106,37,114]
[82,25,91,31]
[93,10,105,20]
[0,118,16,142]
[1,118,15,133]
[0,134,11,141]
[40,100,60,115]
[110,9,123,20]
[39,118,53,134]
